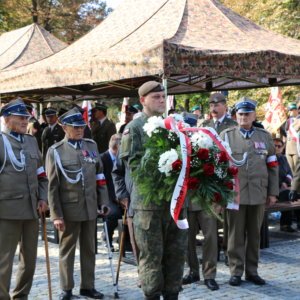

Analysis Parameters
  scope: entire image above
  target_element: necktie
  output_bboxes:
[215,121,220,129]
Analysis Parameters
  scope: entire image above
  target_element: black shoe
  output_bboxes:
[245,275,266,285]
[59,290,72,300]
[229,276,241,286]
[280,225,296,232]
[182,274,200,285]
[204,279,219,291]
[80,288,104,299]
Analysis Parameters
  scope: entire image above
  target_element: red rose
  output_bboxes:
[172,159,182,171]
[228,166,238,176]
[213,192,222,203]
[224,181,234,190]
[197,148,209,160]
[218,151,229,163]
[188,177,200,190]
[203,163,215,176]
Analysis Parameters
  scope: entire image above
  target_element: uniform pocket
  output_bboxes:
[0,193,23,200]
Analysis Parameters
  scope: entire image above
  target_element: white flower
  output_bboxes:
[158,149,178,176]
[190,132,213,149]
[143,116,165,137]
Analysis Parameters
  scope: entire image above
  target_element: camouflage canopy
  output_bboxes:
[0,0,299,97]
[0,23,67,71]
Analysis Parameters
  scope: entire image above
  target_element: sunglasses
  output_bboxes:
[274,144,283,148]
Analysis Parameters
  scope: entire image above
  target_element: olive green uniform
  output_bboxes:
[220,127,278,277]
[0,131,48,300]
[186,117,237,280]
[91,118,116,154]
[285,118,300,173]
[46,137,109,291]
[119,113,188,300]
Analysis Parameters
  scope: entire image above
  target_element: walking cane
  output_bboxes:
[41,212,53,300]
[115,208,127,286]
[102,217,119,299]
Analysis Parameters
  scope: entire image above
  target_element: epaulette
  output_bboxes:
[255,127,268,134]
[49,139,65,150]
[222,127,236,134]
[83,138,96,144]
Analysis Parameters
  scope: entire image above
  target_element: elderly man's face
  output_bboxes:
[140,91,165,116]
[63,125,85,140]
[236,112,256,130]
[5,115,29,134]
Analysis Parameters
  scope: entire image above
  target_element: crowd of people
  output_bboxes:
[0,82,299,300]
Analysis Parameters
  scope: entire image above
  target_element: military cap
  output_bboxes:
[235,97,257,113]
[127,105,138,114]
[59,107,86,127]
[209,93,226,103]
[191,105,201,112]
[92,103,108,112]
[138,81,165,97]
[44,107,58,116]
[0,99,31,117]
[288,103,297,111]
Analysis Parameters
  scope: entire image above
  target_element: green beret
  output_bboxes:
[92,103,108,111]
[288,103,297,111]
[191,105,201,112]
[138,81,165,97]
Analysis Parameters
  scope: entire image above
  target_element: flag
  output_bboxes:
[82,100,92,127]
[262,87,287,134]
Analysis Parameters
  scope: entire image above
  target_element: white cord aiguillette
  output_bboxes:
[54,149,84,185]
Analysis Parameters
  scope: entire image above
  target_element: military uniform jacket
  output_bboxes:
[41,123,65,160]
[91,118,116,154]
[220,127,279,205]
[0,131,48,219]
[201,116,237,135]
[119,113,170,211]
[46,138,109,221]
[188,116,237,211]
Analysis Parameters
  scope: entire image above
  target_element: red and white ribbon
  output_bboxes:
[37,166,46,178]
[267,155,279,168]
[96,173,106,186]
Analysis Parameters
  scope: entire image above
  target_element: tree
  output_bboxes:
[0,0,111,42]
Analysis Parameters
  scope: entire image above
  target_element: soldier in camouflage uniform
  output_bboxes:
[118,81,188,300]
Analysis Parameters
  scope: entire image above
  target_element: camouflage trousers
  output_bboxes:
[133,209,188,299]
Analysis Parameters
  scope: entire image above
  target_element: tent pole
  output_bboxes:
[162,77,168,116]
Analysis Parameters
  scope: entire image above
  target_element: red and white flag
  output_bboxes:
[82,100,92,127]
[262,87,287,134]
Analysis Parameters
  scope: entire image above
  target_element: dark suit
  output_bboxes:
[41,123,65,161]
[91,119,116,154]
[100,151,123,247]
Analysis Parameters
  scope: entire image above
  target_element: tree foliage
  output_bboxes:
[0,0,111,42]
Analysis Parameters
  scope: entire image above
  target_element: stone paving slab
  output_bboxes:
[10,223,300,300]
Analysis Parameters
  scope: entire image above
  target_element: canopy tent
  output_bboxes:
[0,23,67,71]
[0,0,299,98]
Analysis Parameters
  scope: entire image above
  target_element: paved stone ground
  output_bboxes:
[10,219,300,300]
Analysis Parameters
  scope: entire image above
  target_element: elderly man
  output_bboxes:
[41,107,65,161]
[220,97,278,286]
[46,107,110,300]
[183,93,236,290]
[91,103,116,153]
[0,99,48,300]
[118,81,187,300]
